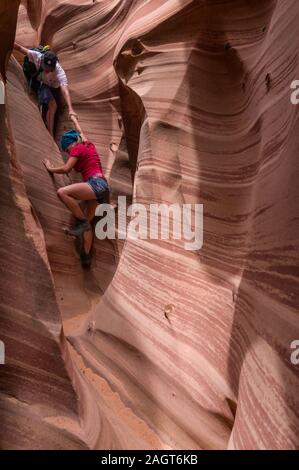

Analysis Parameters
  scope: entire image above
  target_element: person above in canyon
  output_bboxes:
[13,42,77,137]
[43,115,109,267]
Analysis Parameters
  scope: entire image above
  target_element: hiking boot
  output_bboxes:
[68,219,91,237]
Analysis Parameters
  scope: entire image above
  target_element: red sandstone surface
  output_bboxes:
[0,0,298,449]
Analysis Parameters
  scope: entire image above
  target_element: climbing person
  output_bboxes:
[43,116,109,267]
[13,42,77,137]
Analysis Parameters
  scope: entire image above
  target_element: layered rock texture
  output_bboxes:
[0,0,298,449]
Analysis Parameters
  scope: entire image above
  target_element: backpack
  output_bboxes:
[22,45,51,93]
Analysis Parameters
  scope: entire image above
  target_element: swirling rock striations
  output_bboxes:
[0,0,298,450]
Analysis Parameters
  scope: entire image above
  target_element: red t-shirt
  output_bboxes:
[69,141,104,181]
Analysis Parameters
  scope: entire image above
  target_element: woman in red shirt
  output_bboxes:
[44,124,109,264]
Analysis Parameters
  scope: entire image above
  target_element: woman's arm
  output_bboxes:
[60,85,78,118]
[60,86,88,139]
[43,157,78,174]
[70,114,87,142]
[14,42,29,56]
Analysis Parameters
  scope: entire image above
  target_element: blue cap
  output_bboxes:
[60,129,81,152]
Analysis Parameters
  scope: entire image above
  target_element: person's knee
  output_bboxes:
[57,187,66,199]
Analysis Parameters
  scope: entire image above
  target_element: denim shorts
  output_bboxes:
[87,176,109,203]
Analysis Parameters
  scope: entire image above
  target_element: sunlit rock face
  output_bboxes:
[0,0,298,450]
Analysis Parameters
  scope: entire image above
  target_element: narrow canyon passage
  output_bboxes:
[0,0,298,450]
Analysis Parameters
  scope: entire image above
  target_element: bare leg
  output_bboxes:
[83,200,98,254]
[46,99,57,137]
[57,183,96,219]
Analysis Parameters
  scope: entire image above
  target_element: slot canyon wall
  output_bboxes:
[0,0,298,449]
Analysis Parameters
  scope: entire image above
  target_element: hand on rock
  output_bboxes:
[43,159,53,172]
